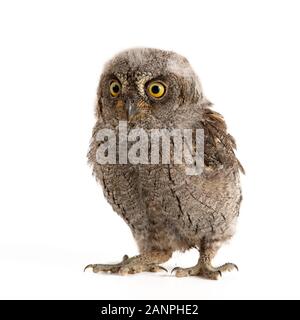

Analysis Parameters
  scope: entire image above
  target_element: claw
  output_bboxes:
[218,270,222,277]
[150,265,168,273]
[218,263,239,273]
[84,264,94,272]
[171,267,179,274]
[159,265,168,273]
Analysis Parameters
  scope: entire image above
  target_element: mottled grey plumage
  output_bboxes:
[85,48,243,279]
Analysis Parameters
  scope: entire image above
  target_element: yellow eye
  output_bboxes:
[147,81,166,99]
[110,81,121,97]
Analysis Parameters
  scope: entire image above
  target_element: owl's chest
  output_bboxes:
[101,164,178,217]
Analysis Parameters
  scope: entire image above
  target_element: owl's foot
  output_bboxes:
[84,252,170,275]
[172,262,238,280]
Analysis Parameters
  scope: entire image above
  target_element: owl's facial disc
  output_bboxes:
[106,70,173,123]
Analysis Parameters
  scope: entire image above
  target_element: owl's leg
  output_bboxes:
[84,251,172,275]
[172,239,238,280]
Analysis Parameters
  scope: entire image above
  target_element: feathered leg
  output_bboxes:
[172,239,238,280]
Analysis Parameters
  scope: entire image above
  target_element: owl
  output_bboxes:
[85,48,244,279]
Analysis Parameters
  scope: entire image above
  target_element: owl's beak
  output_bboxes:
[125,100,138,120]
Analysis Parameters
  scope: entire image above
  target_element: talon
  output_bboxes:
[234,264,239,272]
[158,266,168,273]
[150,265,168,273]
[218,270,222,277]
[84,264,93,272]
[171,267,179,274]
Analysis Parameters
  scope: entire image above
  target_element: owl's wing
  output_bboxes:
[201,104,245,174]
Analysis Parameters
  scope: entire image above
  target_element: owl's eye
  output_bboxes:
[147,81,166,99]
[109,80,121,97]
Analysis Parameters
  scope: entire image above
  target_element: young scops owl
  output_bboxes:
[85,48,244,280]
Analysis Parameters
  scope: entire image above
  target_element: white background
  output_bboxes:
[0,0,299,300]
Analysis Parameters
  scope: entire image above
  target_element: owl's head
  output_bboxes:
[96,48,204,128]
